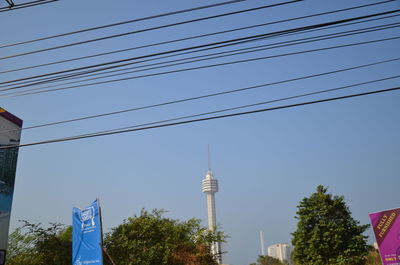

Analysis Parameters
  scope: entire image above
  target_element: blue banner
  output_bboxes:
[72,199,103,265]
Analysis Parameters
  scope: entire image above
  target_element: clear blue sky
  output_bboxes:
[1,0,400,264]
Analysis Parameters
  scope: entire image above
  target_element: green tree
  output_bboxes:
[6,221,71,265]
[291,185,369,265]
[7,209,224,265]
[365,247,381,265]
[6,226,35,265]
[103,209,225,265]
[250,255,285,265]
[290,251,298,265]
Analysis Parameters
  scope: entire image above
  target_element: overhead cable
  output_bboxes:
[3,8,400,87]
[64,74,400,137]
[5,21,398,91]
[1,0,395,75]
[0,56,398,135]
[4,35,400,98]
[0,0,247,48]
[0,0,301,60]
[4,86,400,149]
[1,58,399,137]
[0,0,58,12]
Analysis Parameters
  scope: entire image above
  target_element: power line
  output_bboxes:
[0,0,301,60]
[66,74,400,137]
[7,20,400,89]
[5,86,400,149]
[76,21,400,78]
[3,0,14,7]
[1,0,395,75]
[5,21,398,91]
[0,0,246,48]
[0,0,58,12]
[5,34,400,98]
[1,16,334,86]
[3,8,399,87]
[1,57,397,135]
[0,34,279,89]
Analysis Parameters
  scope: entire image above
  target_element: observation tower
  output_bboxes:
[202,166,222,264]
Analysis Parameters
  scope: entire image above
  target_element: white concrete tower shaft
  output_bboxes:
[202,170,218,229]
[202,169,222,264]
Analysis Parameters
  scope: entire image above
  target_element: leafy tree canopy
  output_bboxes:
[291,185,369,265]
[7,209,224,265]
[7,220,71,265]
[364,247,382,265]
[103,209,225,265]
[250,255,285,265]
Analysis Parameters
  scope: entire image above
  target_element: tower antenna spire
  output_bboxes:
[208,145,211,171]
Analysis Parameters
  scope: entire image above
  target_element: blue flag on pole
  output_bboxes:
[72,199,103,265]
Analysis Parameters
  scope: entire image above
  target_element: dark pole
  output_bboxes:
[102,247,117,265]
[97,198,117,265]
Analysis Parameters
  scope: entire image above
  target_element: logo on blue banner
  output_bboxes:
[72,200,103,265]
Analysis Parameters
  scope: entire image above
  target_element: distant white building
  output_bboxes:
[267,243,292,264]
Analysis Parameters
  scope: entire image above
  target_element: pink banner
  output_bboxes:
[369,208,400,265]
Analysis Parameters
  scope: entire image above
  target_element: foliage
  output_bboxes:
[290,251,298,265]
[250,255,285,265]
[291,185,369,265]
[103,209,225,265]
[7,209,224,265]
[6,220,71,265]
[364,247,382,265]
[6,226,35,263]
